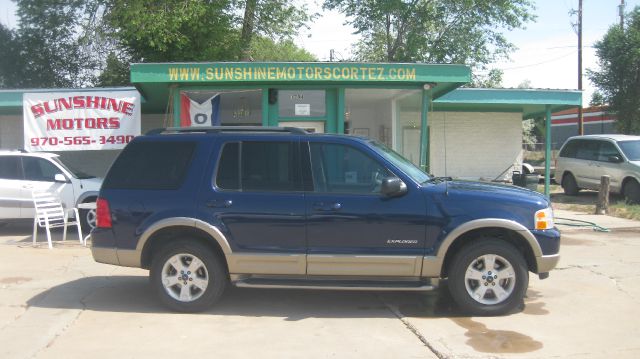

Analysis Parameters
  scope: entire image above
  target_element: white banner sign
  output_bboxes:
[23,90,141,151]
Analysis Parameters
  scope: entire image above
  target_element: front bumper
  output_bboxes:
[536,253,560,273]
[531,227,561,273]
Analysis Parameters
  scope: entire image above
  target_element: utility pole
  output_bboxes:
[577,0,584,135]
[329,49,335,62]
[620,0,625,28]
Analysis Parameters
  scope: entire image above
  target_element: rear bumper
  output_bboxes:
[91,246,119,265]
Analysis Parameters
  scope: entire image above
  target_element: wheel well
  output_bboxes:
[140,226,228,270]
[83,196,97,202]
[622,177,639,192]
[441,227,537,277]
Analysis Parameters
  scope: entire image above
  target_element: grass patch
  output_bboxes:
[542,183,640,221]
[609,202,640,221]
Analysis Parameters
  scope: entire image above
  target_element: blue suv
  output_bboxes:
[91,127,560,315]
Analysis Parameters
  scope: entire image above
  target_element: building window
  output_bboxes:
[278,90,326,118]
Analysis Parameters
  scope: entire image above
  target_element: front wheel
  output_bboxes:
[448,239,528,316]
[623,179,640,204]
[79,207,96,231]
[150,241,227,312]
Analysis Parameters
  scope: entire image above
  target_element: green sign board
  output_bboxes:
[131,62,471,85]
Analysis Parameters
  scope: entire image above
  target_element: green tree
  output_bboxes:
[237,0,314,60]
[250,37,316,61]
[325,0,534,70]
[468,69,504,88]
[0,24,23,87]
[588,7,640,134]
[95,52,131,87]
[105,0,238,62]
[589,91,606,107]
[2,0,101,87]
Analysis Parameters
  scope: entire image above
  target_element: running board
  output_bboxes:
[233,278,435,291]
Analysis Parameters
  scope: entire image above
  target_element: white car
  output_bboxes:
[0,150,102,229]
[555,135,640,203]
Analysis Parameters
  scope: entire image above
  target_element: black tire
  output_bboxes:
[79,207,96,231]
[448,239,528,316]
[562,173,580,195]
[150,240,227,312]
[623,179,640,204]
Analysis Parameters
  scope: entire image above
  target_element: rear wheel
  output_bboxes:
[150,240,227,312]
[623,179,640,204]
[448,239,528,316]
[562,173,580,195]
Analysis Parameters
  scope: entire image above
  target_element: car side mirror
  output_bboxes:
[54,173,68,183]
[608,155,623,163]
[381,177,407,197]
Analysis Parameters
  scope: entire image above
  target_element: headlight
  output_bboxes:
[534,207,554,230]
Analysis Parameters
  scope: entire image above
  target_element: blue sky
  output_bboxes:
[2,0,639,104]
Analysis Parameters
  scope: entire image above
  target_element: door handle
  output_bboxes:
[206,199,233,208]
[312,202,342,211]
[22,185,33,189]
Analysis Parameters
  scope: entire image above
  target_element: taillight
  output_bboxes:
[96,197,112,228]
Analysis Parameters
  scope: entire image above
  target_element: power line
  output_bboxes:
[498,51,577,70]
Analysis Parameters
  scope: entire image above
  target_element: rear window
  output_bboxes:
[103,141,196,190]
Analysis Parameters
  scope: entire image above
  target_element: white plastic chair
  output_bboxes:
[32,191,83,249]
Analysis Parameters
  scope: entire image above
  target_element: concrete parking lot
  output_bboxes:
[1,213,639,359]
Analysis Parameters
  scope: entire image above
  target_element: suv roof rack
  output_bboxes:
[146,126,309,136]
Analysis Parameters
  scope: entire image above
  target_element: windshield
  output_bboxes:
[369,141,431,183]
[618,140,640,161]
[52,157,95,179]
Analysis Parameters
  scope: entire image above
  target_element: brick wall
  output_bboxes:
[428,112,523,181]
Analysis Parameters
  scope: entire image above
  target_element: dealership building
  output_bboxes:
[0,62,582,192]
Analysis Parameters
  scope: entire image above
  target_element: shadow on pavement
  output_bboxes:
[25,275,476,319]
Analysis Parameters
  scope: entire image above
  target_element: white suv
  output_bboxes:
[555,135,640,203]
[0,150,102,228]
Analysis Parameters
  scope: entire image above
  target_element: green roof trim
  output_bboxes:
[434,88,583,118]
[130,62,472,113]
[131,62,471,86]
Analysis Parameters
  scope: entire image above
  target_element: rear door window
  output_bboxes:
[0,157,22,180]
[215,141,301,192]
[574,140,599,161]
[103,141,196,190]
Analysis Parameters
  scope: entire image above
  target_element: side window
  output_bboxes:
[22,157,61,182]
[596,141,621,162]
[215,141,301,192]
[216,143,240,190]
[310,143,390,194]
[575,140,599,161]
[0,157,22,180]
[559,140,578,158]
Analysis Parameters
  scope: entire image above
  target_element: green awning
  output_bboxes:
[433,88,583,118]
[130,62,472,113]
